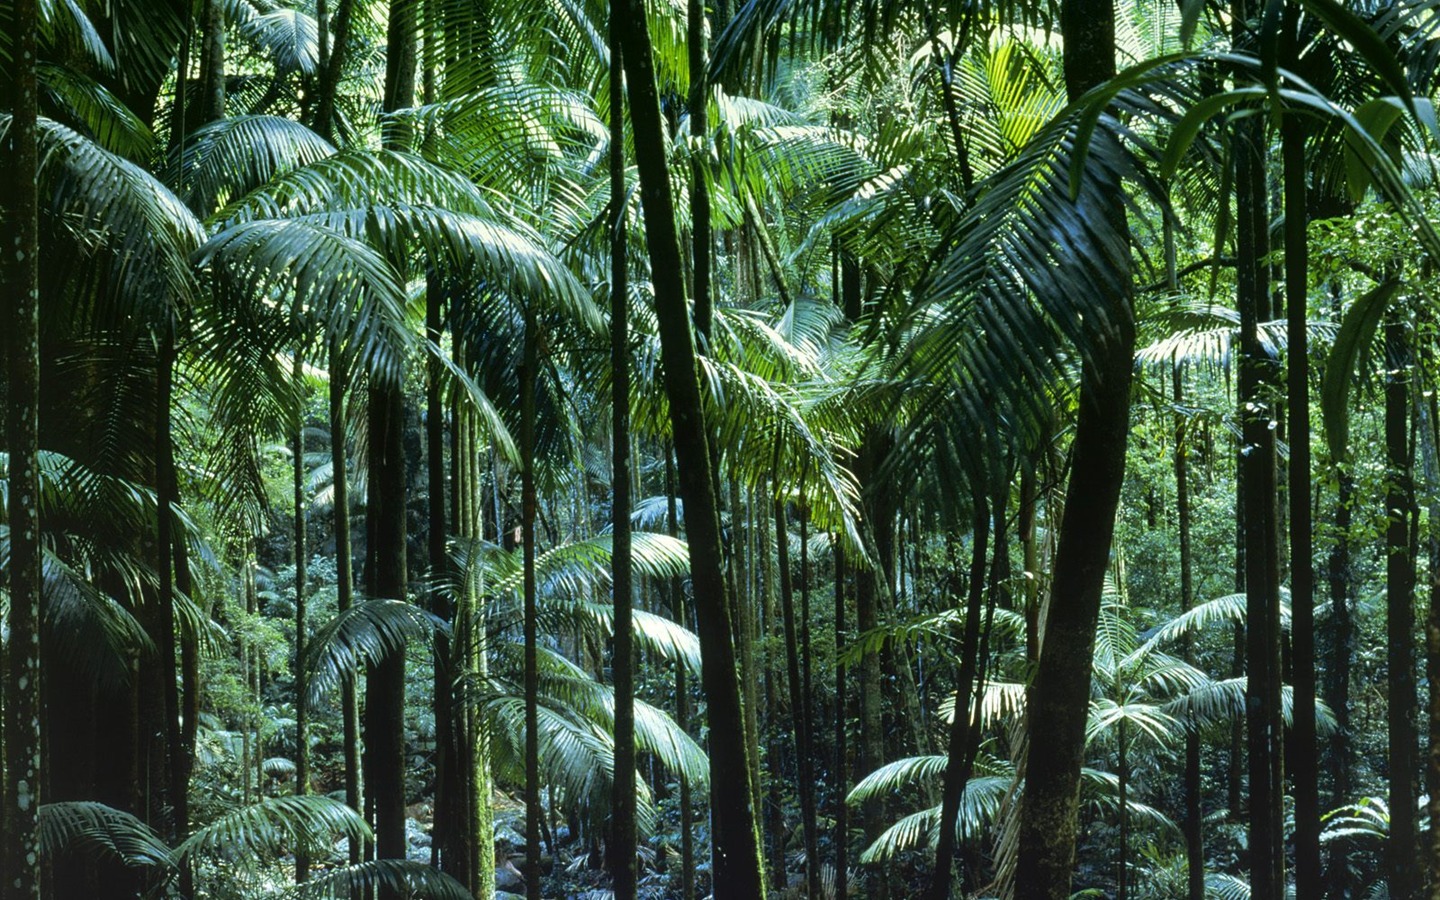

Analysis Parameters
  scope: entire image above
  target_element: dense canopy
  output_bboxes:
[5,0,1440,897]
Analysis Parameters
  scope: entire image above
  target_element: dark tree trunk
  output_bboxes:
[664,452,696,900]
[522,310,542,900]
[688,0,711,343]
[1283,83,1321,899]
[327,338,363,875]
[314,0,354,140]
[776,496,819,896]
[1015,0,1133,895]
[1232,2,1285,886]
[834,541,850,900]
[798,493,819,897]
[926,499,989,900]
[199,0,225,124]
[155,338,187,847]
[1425,392,1440,900]
[426,278,459,877]
[366,8,415,895]
[1172,364,1204,900]
[293,353,311,884]
[1386,314,1417,900]
[609,23,638,891]
[616,2,767,891]
[2,1,42,892]
[365,380,408,896]
[854,445,887,895]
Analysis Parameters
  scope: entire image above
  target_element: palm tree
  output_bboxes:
[616,0,769,894]
[2,0,42,894]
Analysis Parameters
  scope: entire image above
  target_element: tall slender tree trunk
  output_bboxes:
[776,496,819,896]
[426,279,459,878]
[1167,209,1204,900]
[366,379,408,895]
[155,337,186,847]
[293,354,312,883]
[315,0,354,140]
[1327,467,1353,813]
[616,3,767,892]
[688,0,711,343]
[1425,392,1440,900]
[664,452,696,900]
[834,542,849,900]
[798,492,819,896]
[199,0,225,123]
[521,310,543,900]
[609,25,638,890]
[926,498,989,900]
[327,338,363,877]
[1386,313,1417,900]
[366,7,415,895]
[1232,4,1284,886]
[1283,82,1320,899]
[2,1,42,892]
[1015,1,1133,895]
[450,336,494,897]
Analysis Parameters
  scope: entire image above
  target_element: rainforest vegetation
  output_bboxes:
[8,0,1440,897]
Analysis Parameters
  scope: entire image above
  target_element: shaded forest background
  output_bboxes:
[4,0,1440,897]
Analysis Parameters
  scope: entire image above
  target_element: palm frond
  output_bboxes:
[37,801,175,870]
[848,754,948,802]
[240,8,319,74]
[20,116,204,324]
[37,63,155,159]
[271,859,474,899]
[305,600,447,706]
[1140,591,1292,649]
[177,796,371,863]
[167,115,335,216]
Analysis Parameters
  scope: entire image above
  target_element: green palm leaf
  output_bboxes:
[305,600,448,706]
[270,859,475,899]
[167,115,336,216]
[37,801,175,870]
[176,796,371,863]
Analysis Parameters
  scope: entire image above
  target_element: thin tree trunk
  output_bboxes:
[1425,392,1440,900]
[1283,79,1321,899]
[609,25,638,890]
[1327,467,1353,814]
[327,338,363,878]
[834,541,849,900]
[426,278,458,877]
[736,480,764,832]
[2,2,42,891]
[798,491,819,895]
[293,353,312,883]
[156,337,187,847]
[1232,4,1285,886]
[199,0,225,124]
[616,5,767,893]
[1118,717,1128,900]
[664,452,696,900]
[1172,364,1204,900]
[760,495,787,890]
[522,309,543,900]
[1014,1,1133,895]
[315,0,354,140]
[776,496,819,895]
[688,0,711,343]
[926,499,989,900]
[1386,313,1417,900]
[1167,207,1205,900]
